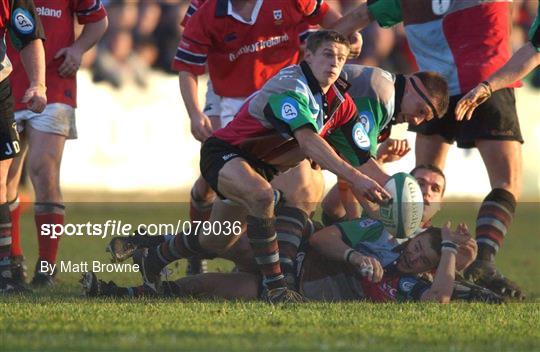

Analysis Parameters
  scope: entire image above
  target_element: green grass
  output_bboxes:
[1,200,539,351]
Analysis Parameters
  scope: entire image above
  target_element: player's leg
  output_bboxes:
[270,160,324,286]
[82,271,260,300]
[25,125,67,286]
[456,88,524,299]
[0,79,28,293]
[414,133,452,169]
[465,139,523,298]
[186,83,223,275]
[6,134,28,284]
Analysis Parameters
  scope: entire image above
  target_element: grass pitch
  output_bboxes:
[1,200,539,351]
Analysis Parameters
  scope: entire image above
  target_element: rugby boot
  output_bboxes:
[464,260,524,300]
[80,272,157,298]
[0,276,31,294]
[11,255,28,285]
[107,227,165,262]
[30,258,56,288]
[132,248,162,294]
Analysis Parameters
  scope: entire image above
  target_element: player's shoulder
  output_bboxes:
[345,64,395,103]
[265,64,311,95]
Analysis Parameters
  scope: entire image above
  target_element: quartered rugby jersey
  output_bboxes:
[7,0,106,109]
[299,218,430,302]
[342,64,396,155]
[213,61,372,172]
[368,0,518,95]
[172,0,329,97]
[0,0,45,83]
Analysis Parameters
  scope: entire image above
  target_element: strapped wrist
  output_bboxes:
[343,248,356,264]
[480,80,493,97]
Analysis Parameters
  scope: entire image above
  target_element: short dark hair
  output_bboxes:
[413,71,449,118]
[306,30,350,54]
[410,164,446,195]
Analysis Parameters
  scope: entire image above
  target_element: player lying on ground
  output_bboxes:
[83,222,501,303]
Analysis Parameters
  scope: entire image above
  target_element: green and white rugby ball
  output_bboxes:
[379,172,424,238]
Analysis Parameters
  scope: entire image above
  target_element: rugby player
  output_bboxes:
[84,222,500,303]
[0,0,46,293]
[5,0,108,287]
[319,64,449,224]
[128,29,394,303]
[173,0,358,275]
[333,0,526,299]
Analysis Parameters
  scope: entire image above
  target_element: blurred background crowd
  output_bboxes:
[78,0,540,90]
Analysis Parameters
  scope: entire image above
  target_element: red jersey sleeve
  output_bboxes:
[72,0,107,24]
[171,3,210,75]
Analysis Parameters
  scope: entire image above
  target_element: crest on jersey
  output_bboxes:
[352,122,370,151]
[399,277,417,293]
[432,0,451,16]
[273,10,283,21]
[12,8,35,35]
[280,97,299,120]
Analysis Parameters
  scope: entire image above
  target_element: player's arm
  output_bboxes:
[456,42,540,120]
[332,1,374,35]
[294,127,388,203]
[421,222,471,303]
[179,71,213,142]
[309,224,383,282]
[10,0,47,112]
[56,17,108,78]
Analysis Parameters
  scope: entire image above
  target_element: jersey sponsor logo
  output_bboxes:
[380,281,398,298]
[359,111,374,133]
[398,277,417,293]
[280,97,299,120]
[352,122,370,150]
[12,8,35,35]
[36,6,62,18]
[222,153,237,161]
[432,0,451,15]
[229,34,289,62]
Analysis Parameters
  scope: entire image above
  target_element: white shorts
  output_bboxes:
[14,103,77,139]
[203,79,246,128]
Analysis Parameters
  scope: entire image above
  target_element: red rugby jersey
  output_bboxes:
[7,0,106,110]
[172,0,329,98]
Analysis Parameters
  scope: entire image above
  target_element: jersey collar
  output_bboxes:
[216,0,263,25]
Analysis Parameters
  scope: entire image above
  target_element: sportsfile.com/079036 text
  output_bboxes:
[38,220,243,239]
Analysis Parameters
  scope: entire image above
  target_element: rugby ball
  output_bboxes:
[378,172,424,238]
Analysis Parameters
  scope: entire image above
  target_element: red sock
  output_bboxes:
[9,198,22,257]
[35,203,65,264]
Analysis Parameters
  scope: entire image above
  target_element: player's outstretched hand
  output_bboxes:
[442,221,472,245]
[55,46,83,78]
[22,84,47,113]
[350,252,383,282]
[190,111,214,142]
[376,138,411,163]
[455,83,492,121]
[353,175,390,205]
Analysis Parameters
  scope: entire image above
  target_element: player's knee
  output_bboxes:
[248,184,275,210]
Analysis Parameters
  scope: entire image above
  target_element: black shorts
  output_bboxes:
[200,137,278,199]
[408,88,523,149]
[0,79,21,160]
